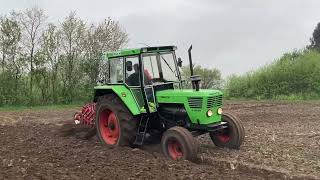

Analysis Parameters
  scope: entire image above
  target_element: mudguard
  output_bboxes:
[93,85,141,115]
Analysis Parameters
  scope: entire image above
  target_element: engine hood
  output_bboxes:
[156,89,223,104]
[155,89,223,125]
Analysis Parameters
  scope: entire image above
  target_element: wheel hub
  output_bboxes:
[99,110,120,145]
[167,139,183,160]
[217,134,231,143]
[108,122,115,130]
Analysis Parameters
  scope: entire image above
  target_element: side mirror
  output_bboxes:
[177,57,183,67]
[126,61,132,71]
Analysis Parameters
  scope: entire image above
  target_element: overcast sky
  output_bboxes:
[0,0,319,76]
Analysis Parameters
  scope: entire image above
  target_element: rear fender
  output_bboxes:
[94,85,141,115]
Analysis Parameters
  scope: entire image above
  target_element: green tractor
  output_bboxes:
[74,45,244,161]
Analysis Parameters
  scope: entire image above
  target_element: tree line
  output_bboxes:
[225,22,320,100]
[0,7,224,106]
[0,7,128,105]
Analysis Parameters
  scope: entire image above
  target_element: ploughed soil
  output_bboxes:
[0,102,320,179]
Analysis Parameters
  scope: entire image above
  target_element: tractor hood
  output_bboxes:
[156,89,223,104]
[156,89,223,125]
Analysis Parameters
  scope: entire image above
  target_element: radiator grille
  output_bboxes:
[188,97,203,109]
[207,95,222,109]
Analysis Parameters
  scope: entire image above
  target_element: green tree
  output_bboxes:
[82,18,128,88]
[59,12,86,103]
[12,7,47,101]
[0,7,131,106]
[309,22,320,51]
[40,23,61,103]
[181,65,222,89]
[0,16,25,104]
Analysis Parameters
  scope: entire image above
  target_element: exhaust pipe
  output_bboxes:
[188,45,194,76]
[188,45,201,91]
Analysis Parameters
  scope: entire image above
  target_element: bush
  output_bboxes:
[225,50,320,100]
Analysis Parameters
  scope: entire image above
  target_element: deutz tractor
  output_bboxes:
[72,45,244,161]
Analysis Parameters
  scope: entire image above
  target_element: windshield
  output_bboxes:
[143,52,179,84]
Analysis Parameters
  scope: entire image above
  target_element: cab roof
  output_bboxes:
[105,46,177,59]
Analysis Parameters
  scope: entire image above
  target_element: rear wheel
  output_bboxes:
[209,113,244,149]
[95,94,138,146]
[161,126,198,161]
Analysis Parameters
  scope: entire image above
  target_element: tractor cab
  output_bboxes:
[100,46,182,114]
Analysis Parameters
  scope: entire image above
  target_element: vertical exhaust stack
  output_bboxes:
[188,45,194,77]
[188,45,201,91]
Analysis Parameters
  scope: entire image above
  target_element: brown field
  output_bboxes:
[0,102,320,180]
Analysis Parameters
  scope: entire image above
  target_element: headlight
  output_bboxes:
[207,109,213,117]
[217,108,223,115]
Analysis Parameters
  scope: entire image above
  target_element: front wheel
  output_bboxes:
[209,113,245,149]
[161,126,198,161]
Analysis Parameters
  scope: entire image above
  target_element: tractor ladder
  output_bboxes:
[133,115,150,145]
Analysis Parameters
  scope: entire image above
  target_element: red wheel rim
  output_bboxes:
[167,139,183,160]
[217,134,231,143]
[99,109,120,145]
[216,121,232,143]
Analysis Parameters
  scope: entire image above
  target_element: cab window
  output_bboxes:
[143,54,159,79]
[125,56,140,86]
[109,58,123,83]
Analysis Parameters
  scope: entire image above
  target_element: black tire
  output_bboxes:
[95,94,138,146]
[161,126,198,161]
[209,113,245,149]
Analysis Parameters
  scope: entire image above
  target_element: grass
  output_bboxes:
[0,103,83,112]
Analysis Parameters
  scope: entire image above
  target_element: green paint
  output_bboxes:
[98,46,224,127]
[105,48,141,58]
[94,85,141,115]
[156,89,223,125]
[156,89,222,98]
[105,46,176,59]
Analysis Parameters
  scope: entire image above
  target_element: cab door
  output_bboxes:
[141,54,158,113]
[124,56,146,113]
[124,54,157,114]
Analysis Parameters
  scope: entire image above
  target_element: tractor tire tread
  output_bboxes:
[210,113,244,149]
[223,113,245,144]
[161,126,198,161]
[96,94,138,146]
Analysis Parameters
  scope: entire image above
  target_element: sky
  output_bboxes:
[0,0,319,76]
